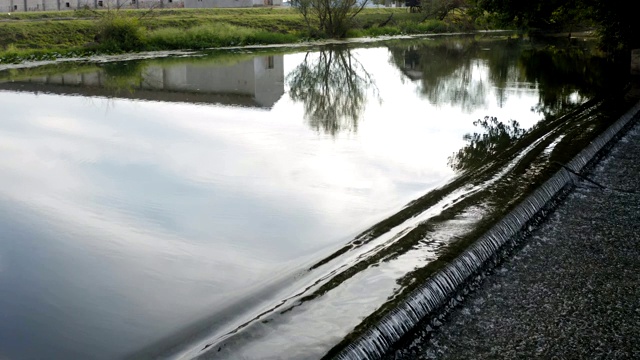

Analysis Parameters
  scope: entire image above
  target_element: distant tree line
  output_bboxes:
[293,0,637,56]
[477,0,638,52]
[422,0,639,53]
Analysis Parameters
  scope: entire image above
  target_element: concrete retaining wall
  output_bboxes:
[183,0,281,8]
[0,0,288,11]
[0,0,184,11]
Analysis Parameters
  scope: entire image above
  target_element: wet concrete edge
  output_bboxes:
[333,100,640,360]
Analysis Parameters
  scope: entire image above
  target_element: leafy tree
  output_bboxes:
[588,0,640,53]
[547,0,591,37]
[477,0,639,53]
[420,0,468,21]
[476,0,561,28]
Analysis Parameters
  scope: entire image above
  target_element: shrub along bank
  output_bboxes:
[0,8,466,63]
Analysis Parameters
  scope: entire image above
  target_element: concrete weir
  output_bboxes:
[333,100,640,360]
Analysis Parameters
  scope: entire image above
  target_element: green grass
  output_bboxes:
[0,20,95,49]
[147,23,300,50]
[347,19,454,37]
[0,7,479,63]
[0,9,96,20]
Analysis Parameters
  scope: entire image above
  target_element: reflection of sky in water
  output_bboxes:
[0,46,547,359]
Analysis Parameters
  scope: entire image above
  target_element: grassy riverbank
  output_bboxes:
[0,7,472,63]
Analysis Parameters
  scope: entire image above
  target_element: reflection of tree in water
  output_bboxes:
[519,44,619,117]
[100,61,146,95]
[287,47,378,136]
[389,37,626,174]
[387,36,618,116]
[448,116,525,172]
[389,37,492,113]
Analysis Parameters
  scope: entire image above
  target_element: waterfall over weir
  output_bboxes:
[333,101,640,360]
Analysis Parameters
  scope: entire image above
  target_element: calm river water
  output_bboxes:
[0,35,630,359]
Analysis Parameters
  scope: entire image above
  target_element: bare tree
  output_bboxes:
[293,0,369,37]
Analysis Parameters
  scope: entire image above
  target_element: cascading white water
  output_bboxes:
[333,101,640,360]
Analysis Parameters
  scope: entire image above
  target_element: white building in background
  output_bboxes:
[0,0,183,11]
[0,0,284,11]
[0,55,285,108]
[183,0,281,8]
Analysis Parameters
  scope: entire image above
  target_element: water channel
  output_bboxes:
[0,35,632,359]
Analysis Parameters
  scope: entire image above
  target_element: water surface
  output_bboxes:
[0,35,627,359]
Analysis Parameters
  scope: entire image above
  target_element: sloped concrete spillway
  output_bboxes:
[333,100,640,360]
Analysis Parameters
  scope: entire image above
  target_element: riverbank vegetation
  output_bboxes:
[0,7,464,63]
[1,0,636,64]
[472,0,638,54]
